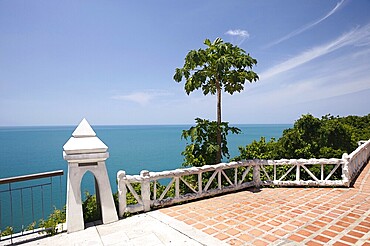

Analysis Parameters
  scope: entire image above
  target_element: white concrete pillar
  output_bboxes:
[140,170,151,212]
[117,170,127,217]
[63,119,118,233]
[342,153,350,187]
[253,160,261,188]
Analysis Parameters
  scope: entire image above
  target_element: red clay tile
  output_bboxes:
[193,223,206,230]
[306,241,324,246]
[238,233,253,241]
[322,230,337,238]
[249,229,263,237]
[248,220,259,226]
[340,235,358,244]
[297,229,313,237]
[336,221,351,228]
[354,225,370,233]
[347,213,361,219]
[235,216,247,222]
[184,219,197,225]
[319,216,333,223]
[253,239,269,246]
[332,241,351,246]
[269,220,282,226]
[236,224,250,231]
[263,234,278,242]
[306,225,321,232]
[313,235,331,243]
[226,228,241,236]
[259,224,273,232]
[203,219,217,226]
[224,219,238,226]
[273,229,288,236]
[347,230,364,238]
[288,234,305,242]
[214,223,227,230]
[203,228,217,235]
[215,233,230,240]
[360,221,370,228]
[329,225,345,232]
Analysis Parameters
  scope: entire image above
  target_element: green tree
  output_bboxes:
[181,118,240,167]
[234,113,367,161]
[174,38,259,163]
[232,137,279,160]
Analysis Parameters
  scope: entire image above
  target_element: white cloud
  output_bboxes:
[260,23,370,81]
[225,29,250,45]
[225,29,250,38]
[265,0,346,48]
[111,90,170,106]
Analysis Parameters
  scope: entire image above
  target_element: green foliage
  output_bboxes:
[174,37,259,96]
[82,191,101,223]
[125,183,143,205]
[181,118,241,166]
[233,114,370,181]
[38,206,66,235]
[340,114,370,142]
[1,226,13,236]
[235,114,369,161]
[26,221,36,231]
[277,114,357,159]
[232,137,279,160]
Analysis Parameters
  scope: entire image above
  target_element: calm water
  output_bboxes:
[0,124,291,231]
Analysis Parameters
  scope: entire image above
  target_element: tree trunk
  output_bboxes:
[216,79,222,163]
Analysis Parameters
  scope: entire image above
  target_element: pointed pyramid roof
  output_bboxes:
[72,118,96,138]
[63,118,108,155]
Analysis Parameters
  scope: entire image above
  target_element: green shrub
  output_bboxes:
[82,191,101,223]
[1,226,13,236]
[38,206,66,235]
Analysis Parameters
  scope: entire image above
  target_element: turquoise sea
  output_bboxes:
[0,124,291,232]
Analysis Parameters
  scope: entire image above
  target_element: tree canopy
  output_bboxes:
[174,37,259,96]
[233,113,370,161]
[174,37,258,163]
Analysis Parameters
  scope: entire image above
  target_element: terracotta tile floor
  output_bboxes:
[161,162,370,245]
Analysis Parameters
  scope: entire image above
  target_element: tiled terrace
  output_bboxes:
[161,161,370,245]
[12,161,370,246]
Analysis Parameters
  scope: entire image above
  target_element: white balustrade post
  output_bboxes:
[117,170,127,217]
[253,161,261,188]
[342,153,350,187]
[198,172,202,194]
[218,169,222,189]
[175,177,180,198]
[63,119,118,233]
[140,170,151,212]
[296,163,300,182]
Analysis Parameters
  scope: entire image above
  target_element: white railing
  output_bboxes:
[346,139,370,182]
[116,140,370,217]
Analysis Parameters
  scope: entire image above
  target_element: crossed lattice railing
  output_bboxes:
[116,140,370,217]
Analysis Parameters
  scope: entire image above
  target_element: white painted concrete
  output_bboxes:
[20,211,226,246]
[63,119,118,233]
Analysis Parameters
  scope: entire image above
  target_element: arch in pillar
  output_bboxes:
[66,161,118,232]
[80,170,102,223]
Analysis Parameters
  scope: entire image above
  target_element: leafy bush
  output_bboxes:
[38,206,66,235]
[181,118,240,167]
[82,191,101,223]
[1,226,13,236]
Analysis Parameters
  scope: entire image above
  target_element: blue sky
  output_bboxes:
[0,0,369,126]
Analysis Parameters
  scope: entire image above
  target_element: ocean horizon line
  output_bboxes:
[0,123,293,129]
